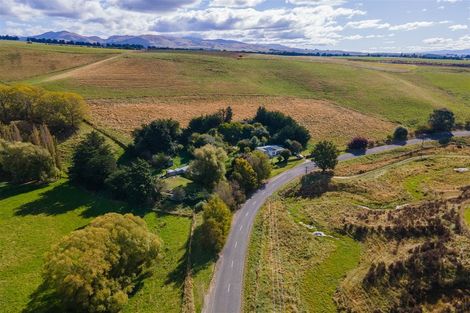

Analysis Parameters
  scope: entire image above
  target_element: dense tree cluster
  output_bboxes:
[43,213,161,313]
[253,106,310,148]
[0,139,59,183]
[0,35,19,41]
[71,132,165,206]
[132,119,181,158]
[106,159,165,206]
[0,85,88,134]
[26,37,144,49]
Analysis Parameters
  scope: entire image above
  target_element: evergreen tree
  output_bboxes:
[69,131,116,190]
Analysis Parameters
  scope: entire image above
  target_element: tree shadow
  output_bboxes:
[391,139,407,146]
[22,282,62,313]
[14,181,132,218]
[0,181,46,201]
[190,225,217,276]
[165,224,217,287]
[346,148,367,156]
[297,171,334,198]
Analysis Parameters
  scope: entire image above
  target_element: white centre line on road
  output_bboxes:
[227,284,231,293]
[253,201,257,206]
[231,260,234,268]
[239,225,243,231]
[245,212,249,217]
[234,241,238,248]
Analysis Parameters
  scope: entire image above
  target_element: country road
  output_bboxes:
[202,130,470,313]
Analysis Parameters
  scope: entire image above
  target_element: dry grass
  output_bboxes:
[0,41,117,82]
[89,96,395,146]
[336,139,470,176]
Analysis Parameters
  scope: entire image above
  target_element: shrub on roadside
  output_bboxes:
[43,213,161,313]
[347,137,368,151]
[200,196,232,252]
[393,126,409,141]
[429,108,455,132]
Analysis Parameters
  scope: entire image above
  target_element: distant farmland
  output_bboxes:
[2,40,470,144]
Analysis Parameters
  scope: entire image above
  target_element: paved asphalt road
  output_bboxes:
[203,131,470,313]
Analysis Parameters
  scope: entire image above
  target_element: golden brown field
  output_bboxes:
[89,96,396,146]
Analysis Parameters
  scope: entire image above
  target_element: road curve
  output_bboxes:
[202,131,470,313]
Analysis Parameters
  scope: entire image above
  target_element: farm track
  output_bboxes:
[40,54,125,83]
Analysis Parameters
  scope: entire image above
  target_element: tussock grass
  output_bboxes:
[244,144,470,312]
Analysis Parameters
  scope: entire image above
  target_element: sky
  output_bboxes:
[0,0,469,52]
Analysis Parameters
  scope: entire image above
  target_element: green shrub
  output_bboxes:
[393,126,409,141]
[201,196,232,252]
[429,108,455,132]
[347,137,368,151]
[43,213,161,313]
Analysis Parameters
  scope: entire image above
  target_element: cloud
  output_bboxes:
[286,0,346,6]
[151,5,364,46]
[115,0,201,12]
[389,21,434,31]
[211,0,265,8]
[346,19,390,29]
[449,24,468,31]
[437,0,461,3]
[423,35,470,49]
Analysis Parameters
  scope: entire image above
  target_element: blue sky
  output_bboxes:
[0,0,469,52]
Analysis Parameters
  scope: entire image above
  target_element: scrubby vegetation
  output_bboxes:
[245,140,470,313]
[201,196,232,252]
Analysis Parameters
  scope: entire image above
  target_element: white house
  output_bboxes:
[166,165,189,177]
[255,145,285,158]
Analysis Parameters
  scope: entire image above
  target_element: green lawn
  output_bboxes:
[301,237,361,313]
[0,179,192,313]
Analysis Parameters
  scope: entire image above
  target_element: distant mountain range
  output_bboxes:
[25,31,363,55]
[24,31,470,57]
